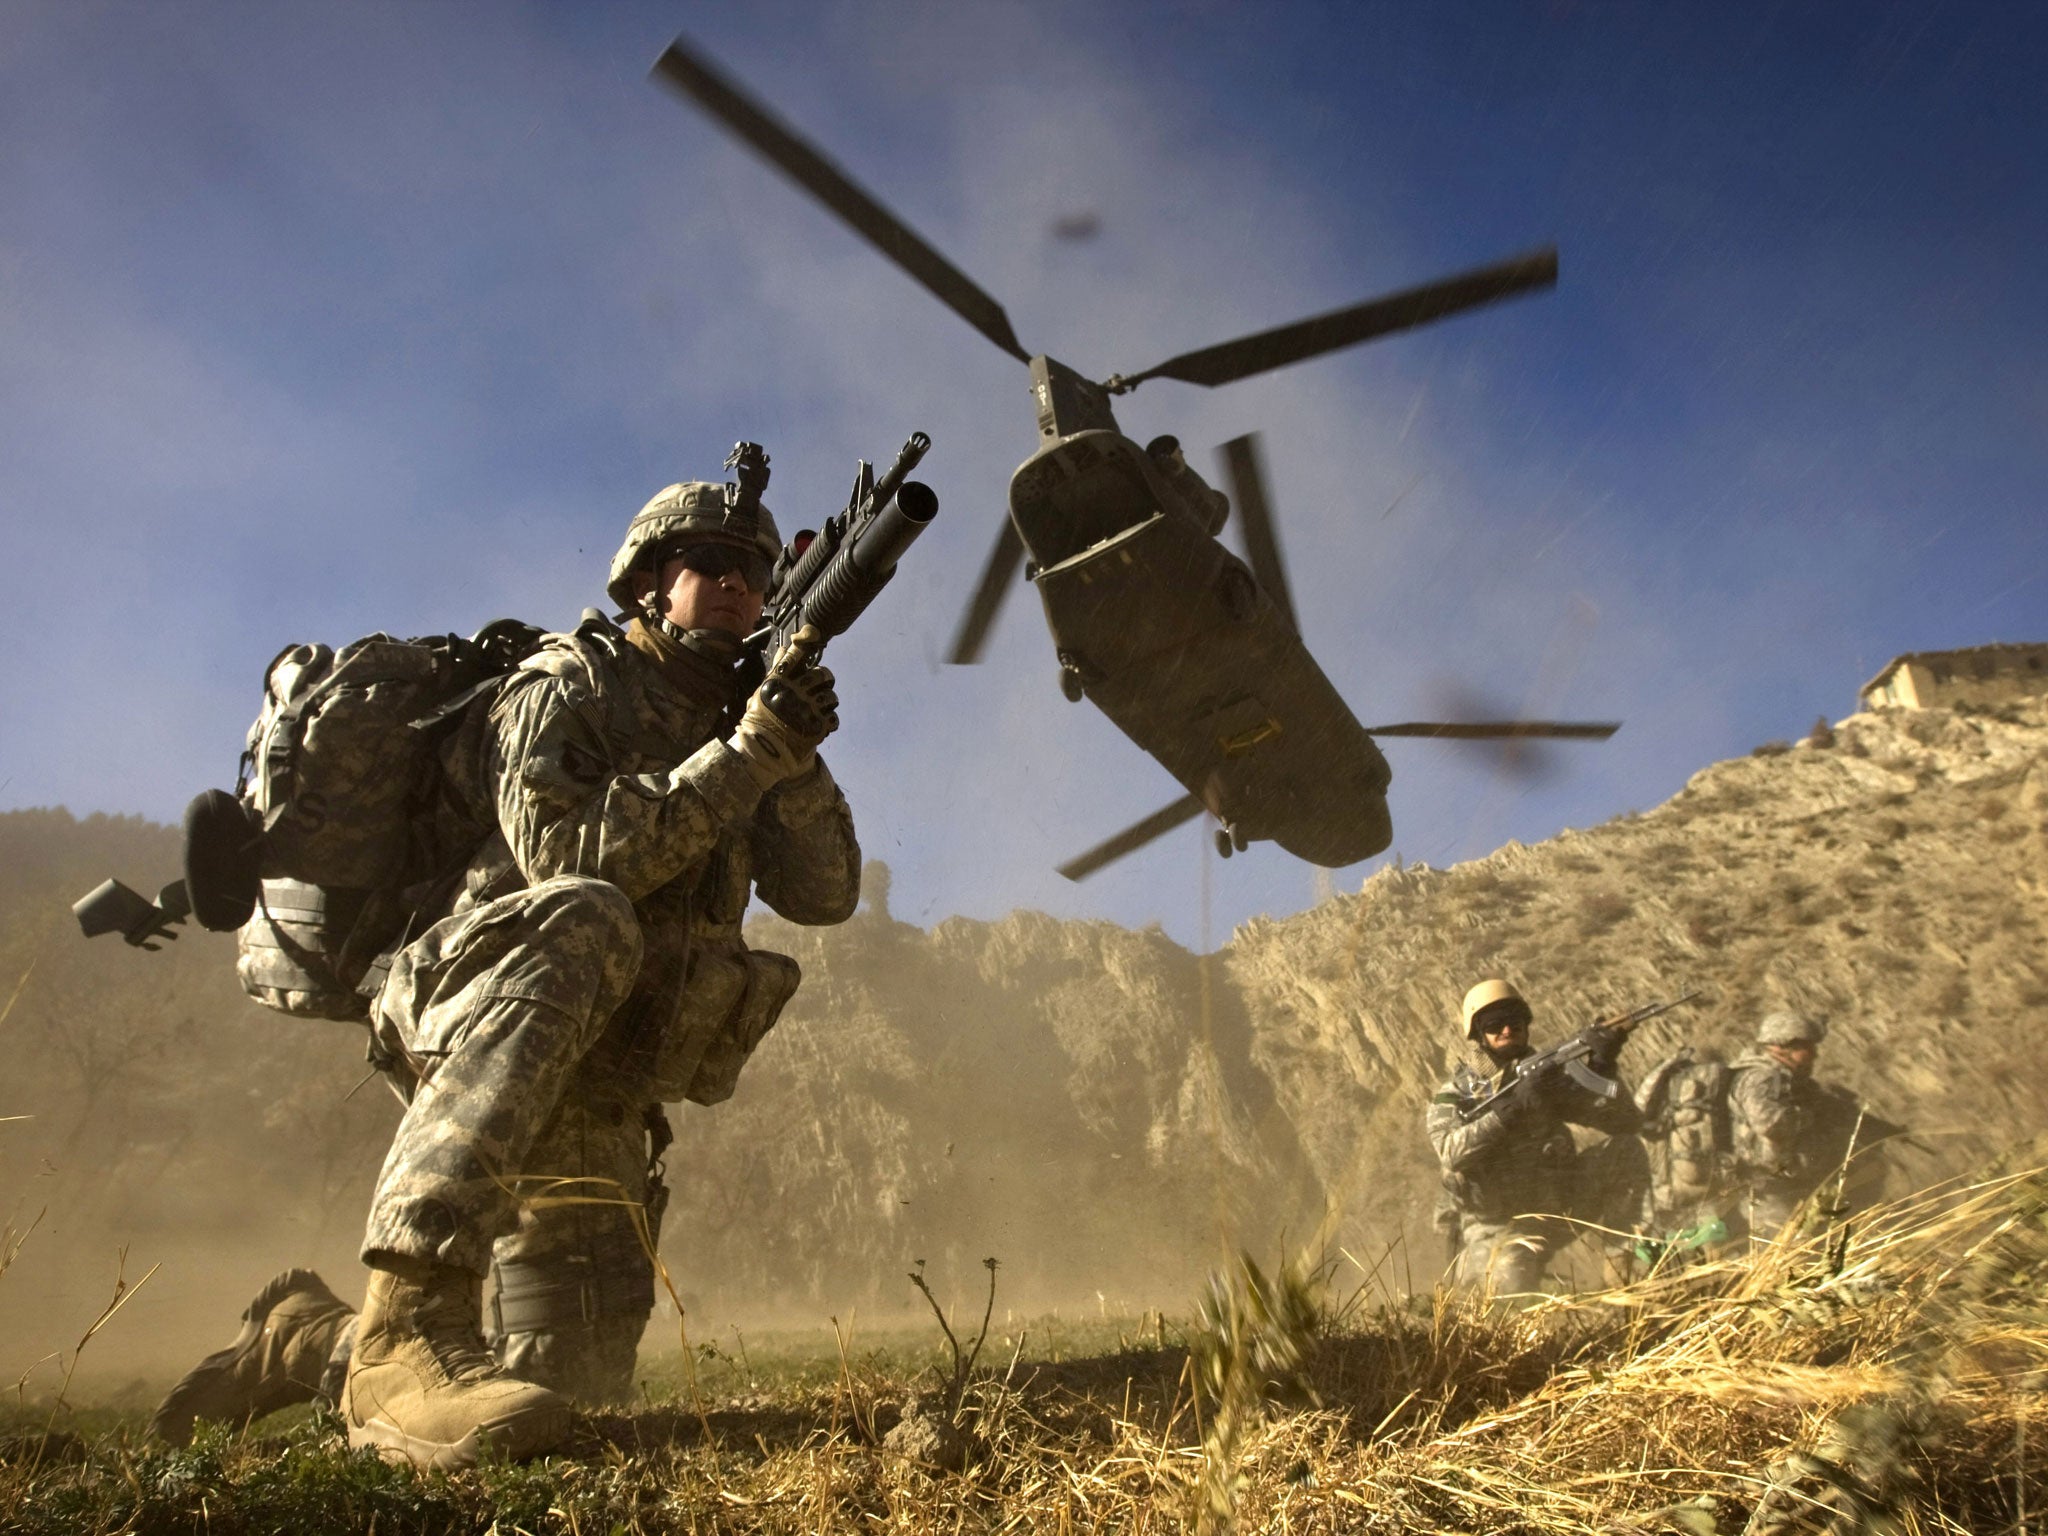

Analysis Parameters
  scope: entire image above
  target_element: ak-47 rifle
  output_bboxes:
[744,431,938,666]
[1458,990,1703,1124]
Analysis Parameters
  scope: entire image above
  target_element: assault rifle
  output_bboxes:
[746,431,938,664]
[1457,990,1703,1124]
[72,877,190,950]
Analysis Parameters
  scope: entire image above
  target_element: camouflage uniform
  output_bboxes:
[353,615,860,1402]
[1722,1054,1878,1241]
[1637,1012,1879,1249]
[1428,1050,1641,1296]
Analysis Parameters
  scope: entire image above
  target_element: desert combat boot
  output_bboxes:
[340,1257,572,1468]
[148,1267,354,1446]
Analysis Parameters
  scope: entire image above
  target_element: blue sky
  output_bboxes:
[3,0,2043,946]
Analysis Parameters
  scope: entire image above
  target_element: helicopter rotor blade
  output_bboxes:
[1219,434,1296,635]
[651,38,1031,365]
[1115,246,1557,391]
[1057,794,1205,882]
[1364,720,1620,740]
[945,518,1027,665]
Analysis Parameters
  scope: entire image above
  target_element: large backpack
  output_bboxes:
[183,619,544,1021]
[1636,1046,1735,1213]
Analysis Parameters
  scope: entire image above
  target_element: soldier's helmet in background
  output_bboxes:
[1460,978,1532,1041]
[607,481,784,613]
[1756,1011,1828,1046]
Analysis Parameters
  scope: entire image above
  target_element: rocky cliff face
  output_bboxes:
[4,699,2043,1373]
[669,698,2048,1313]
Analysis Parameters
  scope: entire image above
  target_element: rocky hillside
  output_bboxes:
[2,698,2043,1382]
[675,698,2048,1313]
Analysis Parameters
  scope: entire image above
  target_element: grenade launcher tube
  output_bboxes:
[776,432,931,603]
[795,479,937,640]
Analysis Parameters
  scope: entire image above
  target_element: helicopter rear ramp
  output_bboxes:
[1031,508,1393,868]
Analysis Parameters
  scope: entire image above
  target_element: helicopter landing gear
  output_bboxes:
[1214,822,1248,858]
[1055,650,1093,702]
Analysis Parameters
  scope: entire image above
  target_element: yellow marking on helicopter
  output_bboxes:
[1218,719,1283,755]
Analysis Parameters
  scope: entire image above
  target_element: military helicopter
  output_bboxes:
[651,39,1618,879]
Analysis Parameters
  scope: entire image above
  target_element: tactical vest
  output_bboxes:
[491,619,803,1108]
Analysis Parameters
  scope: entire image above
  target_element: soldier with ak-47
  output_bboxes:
[1428,981,1698,1299]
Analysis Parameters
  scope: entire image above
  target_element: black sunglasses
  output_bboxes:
[666,542,772,593]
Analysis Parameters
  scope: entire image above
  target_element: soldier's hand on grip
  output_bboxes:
[730,624,839,788]
[1515,1056,1567,1109]
[1582,1024,1626,1075]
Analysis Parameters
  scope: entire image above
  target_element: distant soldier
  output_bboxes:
[1640,1010,1891,1248]
[1730,1011,1870,1238]
[1427,979,1642,1298]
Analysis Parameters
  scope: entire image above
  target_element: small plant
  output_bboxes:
[1752,740,1792,757]
[1192,1244,1326,1534]
[907,1255,999,1426]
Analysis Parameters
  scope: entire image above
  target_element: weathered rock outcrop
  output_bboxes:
[657,700,2048,1311]
[3,699,2043,1373]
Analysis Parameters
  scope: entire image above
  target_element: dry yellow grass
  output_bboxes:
[7,1160,2045,1534]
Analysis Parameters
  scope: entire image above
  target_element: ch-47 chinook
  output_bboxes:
[652,39,1619,880]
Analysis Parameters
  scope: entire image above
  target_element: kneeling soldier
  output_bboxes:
[153,467,860,1463]
[1427,979,1642,1298]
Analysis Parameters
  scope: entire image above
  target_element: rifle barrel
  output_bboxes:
[791,480,940,640]
[866,432,931,521]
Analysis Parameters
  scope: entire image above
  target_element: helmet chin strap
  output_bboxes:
[641,595,689,646]
[639,592,747,668]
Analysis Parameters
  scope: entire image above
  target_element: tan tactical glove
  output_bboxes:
[728,624,839,790]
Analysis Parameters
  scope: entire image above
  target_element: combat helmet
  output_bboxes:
[606,451,783,614]
[1756,1011,1827,1046]
[1461,978,1532,1042]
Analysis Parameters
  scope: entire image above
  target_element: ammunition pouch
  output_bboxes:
[686,949,801,1105]
[629,944,802,1104]
[236,879,405,1021]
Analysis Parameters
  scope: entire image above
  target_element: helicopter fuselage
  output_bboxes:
[1009,427,1393,867]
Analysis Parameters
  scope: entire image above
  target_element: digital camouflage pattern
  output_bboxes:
[1724,1051,1846,1238]
[486,1098,664,1406]
[1427,1049,1641,1296]
[1636,1047,1880,1248]
[1635,1048,1736,1234]
[360,616,859,1400]
[605,480,783,612]
[362,875,644,1276]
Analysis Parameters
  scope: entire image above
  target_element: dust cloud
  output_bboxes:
[8,694,2043,1402]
